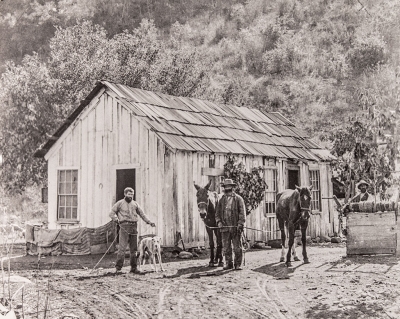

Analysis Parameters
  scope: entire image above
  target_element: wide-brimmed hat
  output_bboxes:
[356,180,369,189]
[222,179,236,187]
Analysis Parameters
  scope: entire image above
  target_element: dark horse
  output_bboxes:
[276,185,313,267]
[194,180,223,267]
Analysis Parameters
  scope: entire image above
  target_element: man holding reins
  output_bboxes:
[215,179,246,270]
[109,187,156,274]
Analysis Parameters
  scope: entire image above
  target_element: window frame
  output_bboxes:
[264,166,278,217]
[57,168,79,222]
[309,169,321,212]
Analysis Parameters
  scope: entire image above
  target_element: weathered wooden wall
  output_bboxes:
[46,88,335,246]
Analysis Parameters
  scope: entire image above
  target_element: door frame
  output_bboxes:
[286,164,300,189]
[111,163,141,205]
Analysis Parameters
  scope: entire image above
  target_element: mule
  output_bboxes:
[194,180,223,267]
[276,185,313,267]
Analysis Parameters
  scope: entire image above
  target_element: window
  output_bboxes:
[58,170,78,220]
[264,168,277,216]
[309,170,321,211]
[209,154,215,168]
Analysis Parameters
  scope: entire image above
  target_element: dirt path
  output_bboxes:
[5,245,400,318]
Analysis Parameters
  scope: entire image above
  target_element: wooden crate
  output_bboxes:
[347,212,397,255]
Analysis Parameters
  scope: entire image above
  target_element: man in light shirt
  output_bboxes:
[110,187,155,274]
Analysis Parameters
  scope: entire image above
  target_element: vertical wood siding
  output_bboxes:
[47,89,335,244]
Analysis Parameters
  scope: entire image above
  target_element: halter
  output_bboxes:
[197,201,208,208]
[300,207,311,212]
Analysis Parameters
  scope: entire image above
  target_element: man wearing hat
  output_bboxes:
[350,180,370,203]
[215,179,246,270]
[342,179,370,221]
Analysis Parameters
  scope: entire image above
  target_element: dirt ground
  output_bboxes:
[3,243,400,319]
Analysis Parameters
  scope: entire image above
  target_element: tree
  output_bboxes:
[0,20,210,194]
[0,54,63,193]
[330,107,397,202]
[223,156,268,215]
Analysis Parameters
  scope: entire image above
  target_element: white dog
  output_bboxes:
[137,236,164,272]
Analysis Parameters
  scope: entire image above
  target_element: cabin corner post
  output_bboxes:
[326,164,337,236]
[397,205,400,256]
[47,156,58,229]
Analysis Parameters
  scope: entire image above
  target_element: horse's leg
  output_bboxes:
[301,221,310,264]
[278,218,286,262]
[292,238,300,261]
[206,226,215,267]
[286,222,295,267]
[215,229,223,267]
[292,228,300,262]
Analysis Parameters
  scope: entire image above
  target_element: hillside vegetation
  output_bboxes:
[1,0,400,194]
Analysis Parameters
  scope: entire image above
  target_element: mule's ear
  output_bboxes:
[194,182,200,190]
[205,179,212,190]
[295,185,301,191]
[309,185,313,191]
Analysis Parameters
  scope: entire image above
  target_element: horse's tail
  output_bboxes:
[275,192,284,218]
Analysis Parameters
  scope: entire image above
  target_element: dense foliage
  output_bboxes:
[223,156,268,215]
[1,0,400,196]
[0,20,208,193]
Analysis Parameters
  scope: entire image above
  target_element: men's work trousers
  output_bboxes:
[115,222,138,271]
[222,231,242,267]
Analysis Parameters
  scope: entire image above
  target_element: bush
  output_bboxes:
[223,156,268,215]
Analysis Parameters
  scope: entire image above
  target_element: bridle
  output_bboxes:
[197,198,210,218]
[197,201,208,208]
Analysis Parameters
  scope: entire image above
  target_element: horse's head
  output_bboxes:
[194,180,212,219]
[295,185,313,221]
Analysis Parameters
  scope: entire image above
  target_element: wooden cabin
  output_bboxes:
[34,81,337,247]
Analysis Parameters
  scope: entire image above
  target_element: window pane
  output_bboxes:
[72,170,78,181]
[58,182,63,193]
[58,207,65,219]
[66,196,72,207]
[59,195,66,207]
[59,170,66,182]
[66,207,72,219]
[65,182,71,194]
[71,181,78,194]
[72,207,78,219]
[66,170,72,182]
[72,196,78,207]
[60,183,66,195]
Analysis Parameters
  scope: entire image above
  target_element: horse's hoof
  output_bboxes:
[280,257,285,262]
[218,262,224,267]
[304,259,310,264]
[286,262,292,267]
[208,262,216,267]
[294,256,300,262]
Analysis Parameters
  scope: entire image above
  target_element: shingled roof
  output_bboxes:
[34,80,334,161]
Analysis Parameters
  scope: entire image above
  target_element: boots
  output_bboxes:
[130,267,144,274]
[223,262,233,270]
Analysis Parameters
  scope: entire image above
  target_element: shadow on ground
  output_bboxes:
[161,264,233,279]
[5,244,217,271]
[251,261,305,279]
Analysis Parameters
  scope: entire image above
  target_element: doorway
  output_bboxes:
[287,169,299,190]
[116,169,136,201]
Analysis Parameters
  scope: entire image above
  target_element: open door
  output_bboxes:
[116,169,136,201]
[287,169,299,190]
[115,169,136,244]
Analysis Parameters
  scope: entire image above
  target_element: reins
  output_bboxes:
[203,223,279,234]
